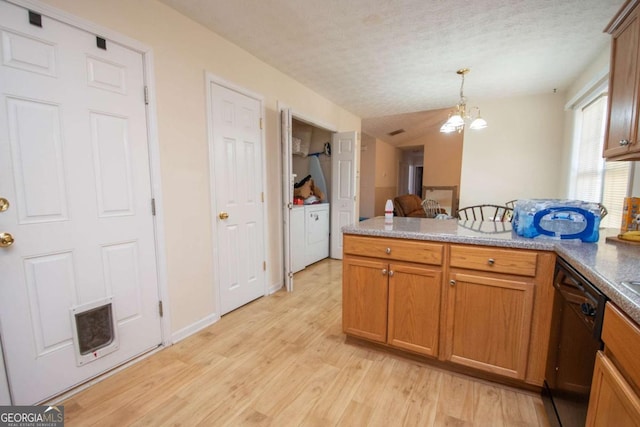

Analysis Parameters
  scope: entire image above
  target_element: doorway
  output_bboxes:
[206,77,266,316]
[280,107,357,291]
[398,146,425,196]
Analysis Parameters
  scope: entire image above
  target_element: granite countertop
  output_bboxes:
[343,217,640,324]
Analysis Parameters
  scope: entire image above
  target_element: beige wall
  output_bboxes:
[359,134,376,219]
[460,93,566,208]
[374,139,401,216]
[40,0,360,336]
[398,129,463,188]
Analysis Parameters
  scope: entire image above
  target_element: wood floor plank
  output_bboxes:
[61,259,550,426]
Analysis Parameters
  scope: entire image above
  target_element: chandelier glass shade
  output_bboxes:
[440,68,487,134]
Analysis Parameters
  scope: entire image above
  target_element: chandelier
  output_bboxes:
[440,68,487,133]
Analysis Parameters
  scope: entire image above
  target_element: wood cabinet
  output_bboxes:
[342,235,555,386]
[604,0,640,160]
[342,256,389,343]
[445,245,539,380]
[444,271,534,380]
[342,235,443,356]
[586,303,640,426]
[387,263,441,357]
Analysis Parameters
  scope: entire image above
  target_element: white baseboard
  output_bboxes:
[170,314,219,344]
[267,281,283,295]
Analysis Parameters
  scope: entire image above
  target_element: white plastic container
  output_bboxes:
[384,199,394,223]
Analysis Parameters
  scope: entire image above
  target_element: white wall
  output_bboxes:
[39,0,360,336]
[460,93,566,208]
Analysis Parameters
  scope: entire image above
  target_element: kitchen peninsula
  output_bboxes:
[341,217,640,389]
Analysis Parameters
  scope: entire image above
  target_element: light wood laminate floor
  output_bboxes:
[61,259,550,426]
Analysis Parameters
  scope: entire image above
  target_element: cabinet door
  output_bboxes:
[605,7,640,159]
[342,256,389,343]
[586,352,640,427]
[444,272,534,380]
[387,263,441,357]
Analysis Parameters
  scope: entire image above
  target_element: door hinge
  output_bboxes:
[260,117,263,130]
[261,192,264,203]
[96,36,107,50]
[28,11,42,28]
[158,301,164,317]
[263,261,266,271]
[287,202,293,209]
[288,272,294,278]
[151,198,156,216]
[144,86,149,105]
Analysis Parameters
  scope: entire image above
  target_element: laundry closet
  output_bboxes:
[289,119,332,273]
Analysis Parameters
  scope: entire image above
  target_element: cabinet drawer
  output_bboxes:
[602,303,640,392]
[450,245,537,277]
[343,235,443,265]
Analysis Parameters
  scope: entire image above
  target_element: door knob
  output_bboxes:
[0,198,9,212]
[219,212,229,220]
[619,139,630,146]
[0,232,14,248]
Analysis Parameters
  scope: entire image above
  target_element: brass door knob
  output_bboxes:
[219,212,229,220]
[0,198,9,212]
[0,232,14,248]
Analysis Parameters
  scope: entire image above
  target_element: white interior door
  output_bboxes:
[209,81,265,315]
[280,107,294,291]
[0,2,162,404]
[0,337,10,404]
[330,131,359,259]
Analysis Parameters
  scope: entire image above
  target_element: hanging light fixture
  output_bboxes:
[440,68,487,134]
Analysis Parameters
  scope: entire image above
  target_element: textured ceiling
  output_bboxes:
[159,0,624,143]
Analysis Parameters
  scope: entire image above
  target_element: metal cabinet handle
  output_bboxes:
[388,270,394,277]
[385,247,391,254]
[488,258,495,265]
[449,279,456,286]
[382,269,387,275]
[619,139,630,146]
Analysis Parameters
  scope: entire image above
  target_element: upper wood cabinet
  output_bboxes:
[604,0,640,160]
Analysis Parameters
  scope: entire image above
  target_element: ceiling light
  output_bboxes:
[440,68,487,134]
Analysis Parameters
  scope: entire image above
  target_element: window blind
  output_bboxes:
[572,93,631,229]
[573,95,607,203]
[602,161,631,228]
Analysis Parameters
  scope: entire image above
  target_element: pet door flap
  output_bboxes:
[70,297,119,366]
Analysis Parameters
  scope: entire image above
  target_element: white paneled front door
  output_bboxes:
[208,80,265,315]
[0,2,162,404]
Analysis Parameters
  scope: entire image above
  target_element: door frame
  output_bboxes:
[277,102,337,291]
[5,0,172,346]
[205,72,268,315]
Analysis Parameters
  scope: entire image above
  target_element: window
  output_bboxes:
[570,92,633,229]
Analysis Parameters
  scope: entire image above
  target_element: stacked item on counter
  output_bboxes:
[512,199,601,242]
[619,197,640,242]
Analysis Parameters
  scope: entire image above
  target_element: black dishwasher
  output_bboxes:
[542,257,607,427]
